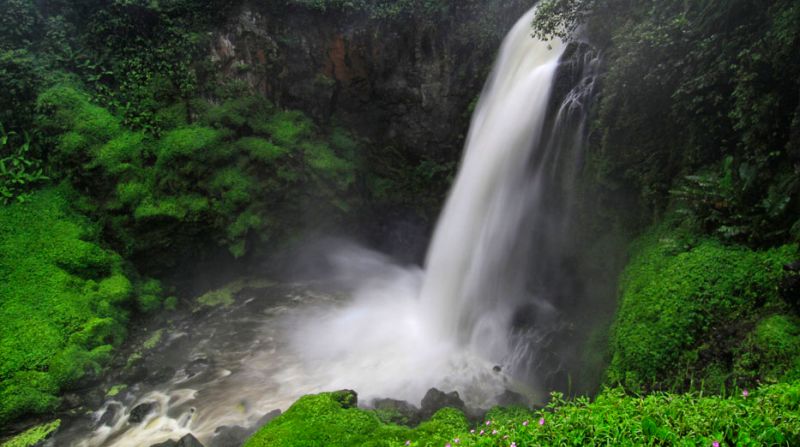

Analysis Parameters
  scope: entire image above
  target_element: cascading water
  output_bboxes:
[54,6,600,447]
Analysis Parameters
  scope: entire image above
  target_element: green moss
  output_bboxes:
[735,315,800,383]
[94,131,145,175]
[0,187,132,425]
[195,277,275,309]
[142,329,163,350]
[606,224,798,391]
[244,391,409,447]
[105,384,127,398]
[1,419,60,447]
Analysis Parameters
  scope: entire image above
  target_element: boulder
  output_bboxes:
[420,388,465,419]
[129,402,157,423]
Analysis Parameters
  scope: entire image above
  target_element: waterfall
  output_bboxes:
[420,7,565,362]
[64,7,599,446]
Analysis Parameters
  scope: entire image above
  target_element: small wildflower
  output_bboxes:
[742,389,749,398]
[503,435,509,439]
[511,443,517,447]
[492,429,498,435]
[486,420,492,426]
[454,439,460,444]
[405,442,410,446]
[479,430,485,435]
[712,441,720,447]
[470,429,475,434]
[538,417,545,426]
[445,444,451,447]
[522,420,529,426]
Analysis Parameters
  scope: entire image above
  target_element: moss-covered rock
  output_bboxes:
[0,187,133,425]
[606,223,799,392]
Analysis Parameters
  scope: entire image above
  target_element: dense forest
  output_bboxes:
[1,0,799,446]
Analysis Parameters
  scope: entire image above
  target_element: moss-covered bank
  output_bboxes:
[606,223,800,393]
[0,187,135,425]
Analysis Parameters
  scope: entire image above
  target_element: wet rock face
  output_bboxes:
[211,1,530,159]
[129,402,157,423]
[420,387,465,419]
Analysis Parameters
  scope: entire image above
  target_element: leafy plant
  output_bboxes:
[0,124,48,205]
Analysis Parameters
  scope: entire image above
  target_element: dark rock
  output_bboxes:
[177,434,205,447]
[420,388,465,419]
[150,441,178,447]
[61,393,82,410]
[255,409,282,428]
[496,389,528,407]
[372,398,421,426]
[145,366,176,385]
[331,389,358,409]
[97,403,119,427]
[492,365,502,373]
[210,425,250,447]
[151,434,204,447]
[129,402,157,423]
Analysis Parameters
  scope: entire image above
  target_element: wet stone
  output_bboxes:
[150,434,205,447]
[129,402,157,423]
[97,404,118,427]
[420,388,465,419]
[255,409,282,428]
[209,425,251,447]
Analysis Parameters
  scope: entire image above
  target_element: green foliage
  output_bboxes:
[0,125,48,205]
[244,391,466,447]
[0,419,60,447]
[735,315,800,384]
[246,383,800,447]
[428,383,800,446]
[607,222,798,392]
[37,84,361,267]
[0,187,132,425]
[536,0,800,244]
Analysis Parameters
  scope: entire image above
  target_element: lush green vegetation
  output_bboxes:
[0,187,141,425]
[247,382,800,446]
[244,391,467,447]
[607,222,799,392]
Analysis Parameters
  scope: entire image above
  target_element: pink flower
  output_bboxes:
[445,444,451,447]
[511,443,517,447]
[522,420,529,426]
[539,417,545,426]
[479,430,485,436]
[486,420,492,426]
[405,442,410,446]
[742,389,749,398]
[712,441,720,447]
[492,429,498,435]
[454,439,460,444]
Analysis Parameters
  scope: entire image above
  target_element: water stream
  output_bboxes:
[51,6,593,446]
